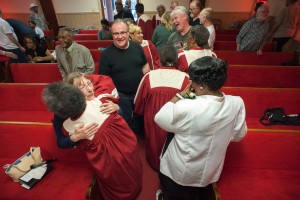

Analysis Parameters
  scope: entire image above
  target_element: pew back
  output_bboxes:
[74,34,98,40]
[216,34,237,41]
[214,41,273,51]
[215,51,295,65]
[54,40,113,49]
[78,29,99,34]
[10,63,62,83]
[225,65,300,88]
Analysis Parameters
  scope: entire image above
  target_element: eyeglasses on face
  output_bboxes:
[79,81,93,92]
[112,31,128,37]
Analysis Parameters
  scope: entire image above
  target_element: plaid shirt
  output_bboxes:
[236,18,269,51]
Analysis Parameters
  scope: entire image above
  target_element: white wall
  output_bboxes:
[206,0,253,12]
[52,0,100,13]
[0,0,34,13]
[141,0,189,12]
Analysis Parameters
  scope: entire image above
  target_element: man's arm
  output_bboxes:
[6,33,25,52]
[142,63,150,74]
[83,47,95,74]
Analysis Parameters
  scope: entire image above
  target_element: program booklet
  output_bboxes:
[19,164,52,189]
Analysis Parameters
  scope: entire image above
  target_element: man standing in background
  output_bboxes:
[29,3,48,30]
[189,0,203,26]
[136,3,154,40]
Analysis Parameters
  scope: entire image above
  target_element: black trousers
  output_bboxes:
[159,172,216,200]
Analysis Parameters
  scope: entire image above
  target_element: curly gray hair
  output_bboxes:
[42,82,86,119]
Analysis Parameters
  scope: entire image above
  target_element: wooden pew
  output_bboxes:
[216,29,240,35]
[10,63,62,83]
[216,34,237,41]
[0,123,94,200]
[222,87,300,132]
[214,41,273,51]
[0,83,52,123]
[74,34,98,41]
[215,51,295,65]
[218,130,300,200]
[0,55,10,82]
[78,29,99,34]
[226,65,300,88]
[54,40,112,49]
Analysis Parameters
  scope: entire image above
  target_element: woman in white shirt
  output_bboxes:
[199,8,216,50]
[155,56,247,200]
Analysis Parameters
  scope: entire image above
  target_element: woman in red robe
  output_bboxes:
[134,45,190,171]
[129,24,161,70]
[43,72,142,200]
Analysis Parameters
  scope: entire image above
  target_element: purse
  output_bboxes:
[260,108,300,126]
[3,147,43,182]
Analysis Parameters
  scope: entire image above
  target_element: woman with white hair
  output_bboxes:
[198,7,215,49]
[152,4,166,28]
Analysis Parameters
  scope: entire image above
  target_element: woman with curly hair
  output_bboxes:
[155,56,247,200]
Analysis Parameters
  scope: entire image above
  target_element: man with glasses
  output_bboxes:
[99,19,150,137]
[189,0,203,26]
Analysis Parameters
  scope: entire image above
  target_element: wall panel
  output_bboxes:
[56,13,102,29]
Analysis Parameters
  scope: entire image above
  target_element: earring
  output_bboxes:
[200,86,203,90]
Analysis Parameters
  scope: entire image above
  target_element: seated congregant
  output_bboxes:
[98,18,112,40]
[24,35,53,63]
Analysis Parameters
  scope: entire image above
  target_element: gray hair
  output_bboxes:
[112,18,129,32]
[170,6,187,17]
[42,82,86,119]
[59,27,74,38]
[190,25,209,48]
[200,7,214,20]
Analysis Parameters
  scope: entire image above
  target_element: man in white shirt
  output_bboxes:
[0,9,28,63]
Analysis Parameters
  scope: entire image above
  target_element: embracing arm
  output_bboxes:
[52,115,78,149]
[52,115,99,148]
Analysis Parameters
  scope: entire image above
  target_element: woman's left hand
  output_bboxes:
[100,100,119,114]
[181,82,192,96]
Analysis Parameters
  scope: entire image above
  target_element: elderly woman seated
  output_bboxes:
[155,56,247,199]
[129,24,161,69]
[42,72,142,200]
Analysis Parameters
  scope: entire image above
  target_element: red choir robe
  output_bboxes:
[141,40,161,70]
[137,14,154,40]
[63,74,143,200]
[177,47,217,73]
[152,14,162,28]
[134,68,190,171]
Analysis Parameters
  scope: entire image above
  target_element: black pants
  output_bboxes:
[273,37,291,52]
[159,172,216,200]
[4,48,29,63]
[118,92,145,138]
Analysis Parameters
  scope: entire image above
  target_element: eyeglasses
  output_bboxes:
[112,31,128,37]
[79,81,93,92]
